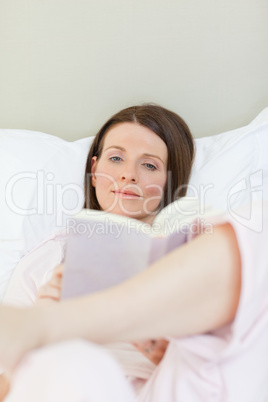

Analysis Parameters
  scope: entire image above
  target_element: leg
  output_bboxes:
[40,223,241,343]
[0,223,241,370]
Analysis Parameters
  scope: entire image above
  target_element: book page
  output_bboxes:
[62,205,190,299]
[61,221,153,299]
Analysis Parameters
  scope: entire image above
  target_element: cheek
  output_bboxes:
[95,175,114,192]
[143,174,166,197]
[94,162,118,187]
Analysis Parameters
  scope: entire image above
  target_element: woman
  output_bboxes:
[1,105,267,401]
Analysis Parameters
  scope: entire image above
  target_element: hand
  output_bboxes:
[132,338,169,365]
[37,264,64,304]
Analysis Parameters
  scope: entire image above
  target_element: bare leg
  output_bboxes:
[0,223,241,371]
[41,223,241,345]
[0,307,44,372]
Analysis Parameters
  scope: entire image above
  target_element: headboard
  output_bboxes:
[0,0,268,140]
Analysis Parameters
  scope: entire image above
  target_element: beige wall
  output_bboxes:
[0,0,267,140]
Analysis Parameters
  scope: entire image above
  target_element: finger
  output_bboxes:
[38,284,61,300]
[132,339,169,365]
[49,274,63,289]
[53,263,64,277]
[153,339,169,350]
[133,339,167,352]
[132,339,153,350]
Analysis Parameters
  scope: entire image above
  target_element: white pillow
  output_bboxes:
[188,107,268,213]
[0,108,267,301]
[0,130,93,300]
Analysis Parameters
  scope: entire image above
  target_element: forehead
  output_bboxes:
[103,122,168,160]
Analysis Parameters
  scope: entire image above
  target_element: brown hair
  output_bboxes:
[84,104,195,211]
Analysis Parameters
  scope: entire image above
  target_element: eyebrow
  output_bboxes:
[104,146,165,164]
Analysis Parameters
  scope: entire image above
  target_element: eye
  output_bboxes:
[144,163,157,171]
[110,156,122,162]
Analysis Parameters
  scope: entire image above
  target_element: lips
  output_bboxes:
[112,189,141,199]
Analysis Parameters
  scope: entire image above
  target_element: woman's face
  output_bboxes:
[91,122,168,224]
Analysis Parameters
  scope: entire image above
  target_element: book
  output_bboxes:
[61,199,203,299]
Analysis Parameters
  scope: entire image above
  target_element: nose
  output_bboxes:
[120,173,137,183]
[121,176,136,183]
[120,165,137,183]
